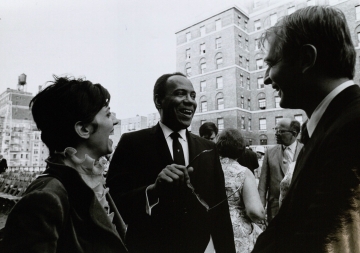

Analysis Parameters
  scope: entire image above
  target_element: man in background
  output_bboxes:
[258,118,302,223]
[199,122,218,142]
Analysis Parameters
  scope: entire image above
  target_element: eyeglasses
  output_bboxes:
[272,128,294,134]
[186,149,242,212]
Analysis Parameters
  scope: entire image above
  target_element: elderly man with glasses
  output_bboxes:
[258,118,303,223]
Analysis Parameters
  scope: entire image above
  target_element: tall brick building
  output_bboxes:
[175,0,360,145]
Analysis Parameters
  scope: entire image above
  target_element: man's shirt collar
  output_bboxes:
[307,80,355,137]
[159,121,187,141]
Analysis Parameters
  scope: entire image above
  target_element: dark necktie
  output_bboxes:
[170,132,185,165]
[300,121,310,145]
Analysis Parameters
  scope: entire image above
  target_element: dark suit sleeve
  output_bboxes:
[258,150,269,207]
[2,190,68,253]
[106,133,149,224]
[211,148,236,253]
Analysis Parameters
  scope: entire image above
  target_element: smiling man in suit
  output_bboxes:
[258,118,303,223]
[253,6,360,253]
[107,72,235,253]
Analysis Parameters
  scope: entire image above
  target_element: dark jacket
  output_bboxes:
[253,85,360,252]
[106,124,236,253]
[237,148,259,174]
[2,159,128,253]
[0,159,8,173]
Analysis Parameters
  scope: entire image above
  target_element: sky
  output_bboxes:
[0,0,255,119]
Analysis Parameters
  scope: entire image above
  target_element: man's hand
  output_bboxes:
[147,164,194,201]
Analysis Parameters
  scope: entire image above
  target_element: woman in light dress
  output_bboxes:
[216,128,265,253]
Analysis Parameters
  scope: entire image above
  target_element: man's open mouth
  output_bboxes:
[179,109,193,116]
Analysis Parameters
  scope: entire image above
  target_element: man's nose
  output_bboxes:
[264,68,272,85]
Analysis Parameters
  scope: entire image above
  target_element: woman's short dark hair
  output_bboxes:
[199,122,218,138]
[216,128,246,159]
[261,6,355,79]
[30,75,110,155]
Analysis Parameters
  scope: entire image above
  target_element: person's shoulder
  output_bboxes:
[189,132,216,147]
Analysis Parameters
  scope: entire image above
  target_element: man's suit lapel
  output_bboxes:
[152,123,173,166]
[275,145,287,176]
[290,85,360,190]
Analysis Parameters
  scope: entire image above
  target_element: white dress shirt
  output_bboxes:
[307,80,355,137]
[283,140,297,163]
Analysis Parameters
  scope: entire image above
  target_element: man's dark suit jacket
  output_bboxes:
[237,148,259,174]
[0,159,8,173]
[258,141,303,223]
[2,159,128,253]
[253,85,360,252]
[107,124,236,253]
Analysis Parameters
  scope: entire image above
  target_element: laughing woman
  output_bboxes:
[2,76,128,253]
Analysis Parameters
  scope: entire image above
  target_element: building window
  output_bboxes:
[217,118,224,132]
[241,116,245,130]
[295,114,303,125]
[201,101,207,112]
[217,98,224,110]
[239,55,243,67]
[186,32,191,42]
[248,98,251,110]
[255,38,260,51]
[200,81,206,92]
[259,98,266,109]
[185,63,191,77]
[288,6,295,15]
[307,0,315,6]
[257,77,264,89]
[275,96,281,108]
[254,20,261,30]
[215,37,222,49]
[186,49,191,60]
[200,58,206,74]
[238,35,242,47]
[240,74,244,87]
[275,116,283,125]
[216,19,221,30]
[358,32,360,47]
[357,6,360,20]
[244,20,248,31]
[200,26,206,36]
[216,57,223,69]
[201,120,206,125]
[270,13,277,26]
[216,77,223,89]
[241,96,244,108]
[260,135,268,145]
[246,58,249,69]
[259,118,267,130]
[256,58,264,70]
[247,77,250,90]
[248,118,252,131]
[200,43,206,54]
[238,15,241,26]
[245,38,249,51]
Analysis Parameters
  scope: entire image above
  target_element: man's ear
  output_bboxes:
[154,94,162,110]
[74,121,93,139]
[299,44,317,74]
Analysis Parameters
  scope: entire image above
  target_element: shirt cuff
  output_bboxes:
[145,185,159,216]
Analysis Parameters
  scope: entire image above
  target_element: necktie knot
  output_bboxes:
[170,132,181,140]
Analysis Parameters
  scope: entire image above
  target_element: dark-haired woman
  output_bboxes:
[216,128,264,253]
[2,76,128,253]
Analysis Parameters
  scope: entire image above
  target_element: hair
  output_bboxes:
[199,122,218,138]
[216,128,246,159]
[153,72,186,104]
[261,6,356,79]
[289,120,301,136]
[30,75,110,155]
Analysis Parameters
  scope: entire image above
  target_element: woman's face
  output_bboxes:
[88,105,117,158]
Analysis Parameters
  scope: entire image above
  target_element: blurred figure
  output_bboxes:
[253,6,360,252]
[216,128,264,253]
[258,118,302,223]
[0,154,8,173]
[237,144,259,175]
[2,76,127,253]
[199,121,218,142]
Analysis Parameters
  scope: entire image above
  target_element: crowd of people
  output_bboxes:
[0,5,360,253]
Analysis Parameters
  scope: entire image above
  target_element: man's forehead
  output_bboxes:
[166,75,194,89]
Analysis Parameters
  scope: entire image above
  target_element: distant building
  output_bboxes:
[0,76,49,167]
[175,0,359,145]
[119,115,148,137]
[147,112,160,128]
